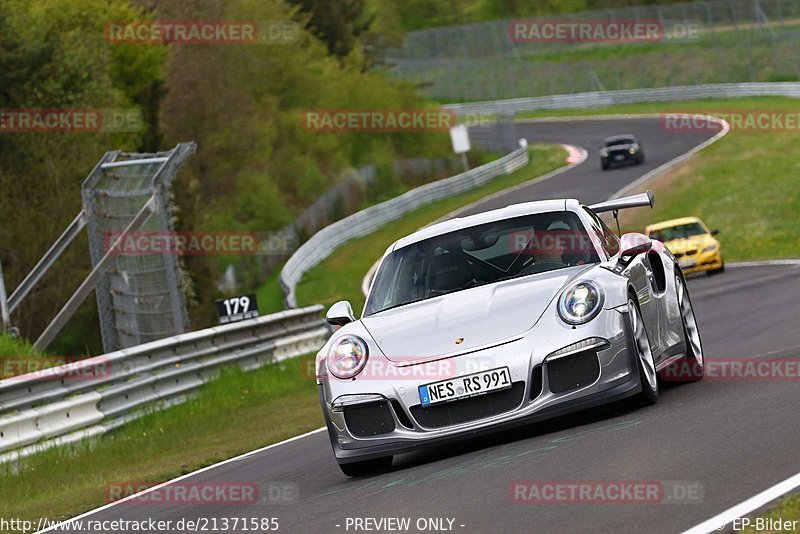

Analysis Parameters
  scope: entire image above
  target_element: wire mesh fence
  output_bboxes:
[82,145,194,352]
[387,0,800,101]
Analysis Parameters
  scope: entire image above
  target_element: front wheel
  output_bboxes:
[629,298,658,405]
[338,456,393,477]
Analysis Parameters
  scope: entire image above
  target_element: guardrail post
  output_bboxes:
[0,258,10,331]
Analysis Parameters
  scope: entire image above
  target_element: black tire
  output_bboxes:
[675,275,705,382]
[629,298,659,405]
[338,456,393,477]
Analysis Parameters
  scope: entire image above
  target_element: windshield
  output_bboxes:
[364,211,600,316]
[606,138,635,147]
[648,223,707,242]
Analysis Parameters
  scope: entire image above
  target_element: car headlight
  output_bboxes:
[558,281,604,325]
[600,148,609,157]
[702,244,718,253]
[327,335,369,379]
[629,145,638,154]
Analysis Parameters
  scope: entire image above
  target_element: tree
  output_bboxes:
[0,0,164,354]
[288,0,374,58]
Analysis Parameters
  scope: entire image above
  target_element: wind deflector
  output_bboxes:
[589,190,654,214]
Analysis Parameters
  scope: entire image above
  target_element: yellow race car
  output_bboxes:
[645,217,724,275]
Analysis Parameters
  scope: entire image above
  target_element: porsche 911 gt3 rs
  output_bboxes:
[316,191,705,476]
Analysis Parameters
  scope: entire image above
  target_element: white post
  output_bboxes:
[0,258,10,330]
[450,124,471,172]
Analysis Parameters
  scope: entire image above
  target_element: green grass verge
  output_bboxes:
[0,333,59,380]
[0,355,322,526]
[294,145,568,311]
[255,268,287,315]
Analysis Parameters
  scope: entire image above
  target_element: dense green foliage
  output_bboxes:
[0,0,164,354]
[0,0,451,354]
[289,0,374,58]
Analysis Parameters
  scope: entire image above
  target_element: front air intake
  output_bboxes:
[546,351,601,393]
[343,401,396,437]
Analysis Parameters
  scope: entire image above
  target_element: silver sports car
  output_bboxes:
[316,192,705,476]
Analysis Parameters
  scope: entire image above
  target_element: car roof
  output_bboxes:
[645,217,706,232]
[605,134,637,142]
[390,199,577,251]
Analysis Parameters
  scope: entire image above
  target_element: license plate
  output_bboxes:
[679,258,697,268]
[418,367,512,407]
[615,154,625,161]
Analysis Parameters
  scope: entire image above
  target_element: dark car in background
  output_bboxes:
[600,134,645,170]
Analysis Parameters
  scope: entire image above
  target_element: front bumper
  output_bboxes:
[319,307,642,464]
[601,151,641,166]
[679,249,723,274]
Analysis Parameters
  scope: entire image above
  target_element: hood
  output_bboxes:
[361,265,591,364]
[664,235,716,254]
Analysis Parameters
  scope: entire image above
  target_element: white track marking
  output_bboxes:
[681,471,800,534]
[36,427,326,533]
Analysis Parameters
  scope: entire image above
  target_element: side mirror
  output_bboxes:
[711,229,720,236]
[620,233,653,257]
[326,301,355,327]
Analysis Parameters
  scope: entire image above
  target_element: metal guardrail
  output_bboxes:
[444,82,800,116]
[0,305,328,462]
[279,140,530,308]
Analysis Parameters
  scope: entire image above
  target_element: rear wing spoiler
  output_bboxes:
[588,190,654,214]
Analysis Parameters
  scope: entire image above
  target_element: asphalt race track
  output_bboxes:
[49,119,800,534]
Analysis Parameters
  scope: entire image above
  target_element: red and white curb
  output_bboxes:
[562,143,587,165]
